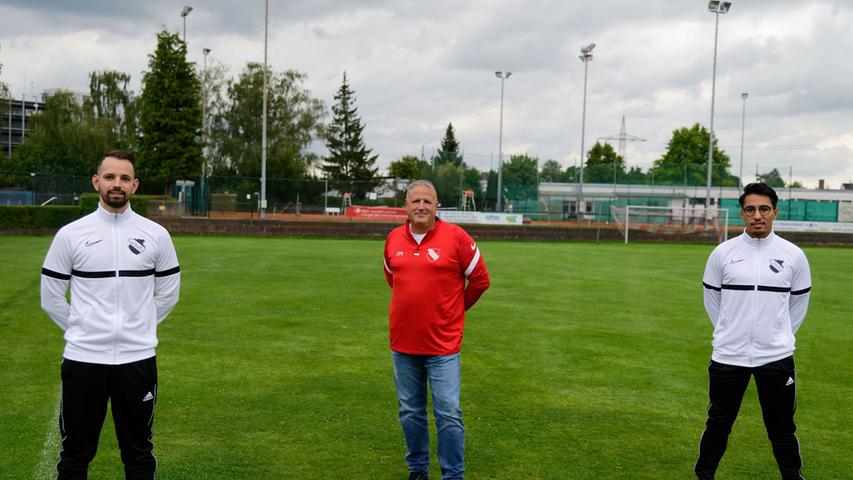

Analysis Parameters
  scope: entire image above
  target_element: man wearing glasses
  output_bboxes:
[695,183,811,480]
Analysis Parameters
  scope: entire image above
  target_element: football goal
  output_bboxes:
[611,205,729,244]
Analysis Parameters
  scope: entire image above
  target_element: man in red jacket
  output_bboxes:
[383,180,490,480]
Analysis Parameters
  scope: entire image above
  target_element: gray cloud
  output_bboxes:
[1,0,852,188]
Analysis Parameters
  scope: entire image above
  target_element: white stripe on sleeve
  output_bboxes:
[384,258,393,275]
[464,248,480,277]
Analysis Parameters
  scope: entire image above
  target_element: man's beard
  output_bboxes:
[101,189,129,209]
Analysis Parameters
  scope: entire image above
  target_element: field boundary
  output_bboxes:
[5,216,853,245]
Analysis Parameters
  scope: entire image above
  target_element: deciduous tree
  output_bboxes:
[87,70,138,151]
[388,155,429,180]
[501,154,538,202]
[649,123,737,186]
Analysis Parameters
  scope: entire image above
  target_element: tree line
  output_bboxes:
[1,31,800,207]
[0,30,379,201]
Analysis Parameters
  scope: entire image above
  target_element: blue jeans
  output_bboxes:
[392,351,464,480]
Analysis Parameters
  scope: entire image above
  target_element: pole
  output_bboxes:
[739,92,748,192]
[201,48,210,214]
[7,96,11,157]
[21,93,25,142]
[705,10,721,219]
[579,57,589,221]
[496,74,506,212]
[260,0,269,219]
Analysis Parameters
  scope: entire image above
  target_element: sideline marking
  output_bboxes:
[33,387,61,480]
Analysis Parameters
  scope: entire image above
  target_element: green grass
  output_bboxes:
[1,236,851,479]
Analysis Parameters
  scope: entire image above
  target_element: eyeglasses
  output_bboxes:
[742,205,773,216]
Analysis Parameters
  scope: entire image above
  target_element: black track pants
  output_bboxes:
[695,356,804,480]
[57,356,158,480]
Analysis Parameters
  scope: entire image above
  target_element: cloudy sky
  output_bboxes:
[1,0,852,188]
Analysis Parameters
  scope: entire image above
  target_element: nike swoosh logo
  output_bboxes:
[729,258,744,264]
[85,239,103,247]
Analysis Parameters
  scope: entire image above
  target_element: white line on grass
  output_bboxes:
[33,387,61,480]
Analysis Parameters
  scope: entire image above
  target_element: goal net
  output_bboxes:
[610,205,729,244]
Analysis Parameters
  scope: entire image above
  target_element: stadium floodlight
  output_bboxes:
[495,71,512,212]
[708,1,732,13]
[577,42,595,221]
[180,5,193,42]
[704,0,732,222]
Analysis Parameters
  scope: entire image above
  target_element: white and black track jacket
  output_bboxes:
[702,231,811,368]
[41,204,180,365]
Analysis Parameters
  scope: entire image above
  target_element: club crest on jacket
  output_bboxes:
[769,258,784,273]
[128,238,146,255]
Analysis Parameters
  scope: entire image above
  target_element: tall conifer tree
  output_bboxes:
[139,30,202,194]
[322,72,379,199]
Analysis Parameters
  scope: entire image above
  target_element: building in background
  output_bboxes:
[1,97,45,157]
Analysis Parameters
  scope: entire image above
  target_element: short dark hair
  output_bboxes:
[98,150,136,175]
[739,182,778,208]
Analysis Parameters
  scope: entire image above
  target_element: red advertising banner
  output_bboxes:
[345,206,408,220]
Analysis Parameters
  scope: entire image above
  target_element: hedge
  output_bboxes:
[0,206,81,229]
[78,193,171,217]
[1,194,174,229]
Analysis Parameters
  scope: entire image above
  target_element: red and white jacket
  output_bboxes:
[384,218,490,355]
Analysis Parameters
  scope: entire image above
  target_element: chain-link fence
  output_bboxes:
[2,168,841,225]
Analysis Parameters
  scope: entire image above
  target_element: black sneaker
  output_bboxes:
[408,472,429,480]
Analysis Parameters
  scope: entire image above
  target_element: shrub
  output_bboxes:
[0,206,81,229]
[78,193,171,217]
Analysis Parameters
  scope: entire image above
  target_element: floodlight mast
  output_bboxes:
[577,43,595,220]
[739,92,748,192]
[260,0,269,219]
[495,71,511,212]
[704,0,732,223]
[180,5,193,42]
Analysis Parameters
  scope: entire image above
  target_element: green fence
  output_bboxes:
[720,198,838,226]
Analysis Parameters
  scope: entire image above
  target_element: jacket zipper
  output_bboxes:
[113,214,121,364]
[748,237,763,365]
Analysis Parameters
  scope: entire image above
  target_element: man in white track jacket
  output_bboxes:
[695,183,811,480]
[41,150,180,480]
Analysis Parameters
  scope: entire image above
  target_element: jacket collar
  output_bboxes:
[96,202,135,225]
[739,229,776,248]
[407,217,442,240]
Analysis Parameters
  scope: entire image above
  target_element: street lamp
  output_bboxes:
[578,43,595,220]
[705,0,732,216]
[739,91,748,192]
[180,5,193,43]
[495,71,511,212]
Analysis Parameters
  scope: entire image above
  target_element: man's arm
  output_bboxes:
[154,233,181,324]
[702,249,722,327]
[383,238,393,287]
[789,250,812,333]
[459,232,490,310]
[40,233,72,331]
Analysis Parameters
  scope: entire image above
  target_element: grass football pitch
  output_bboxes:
[1,235,851,479]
